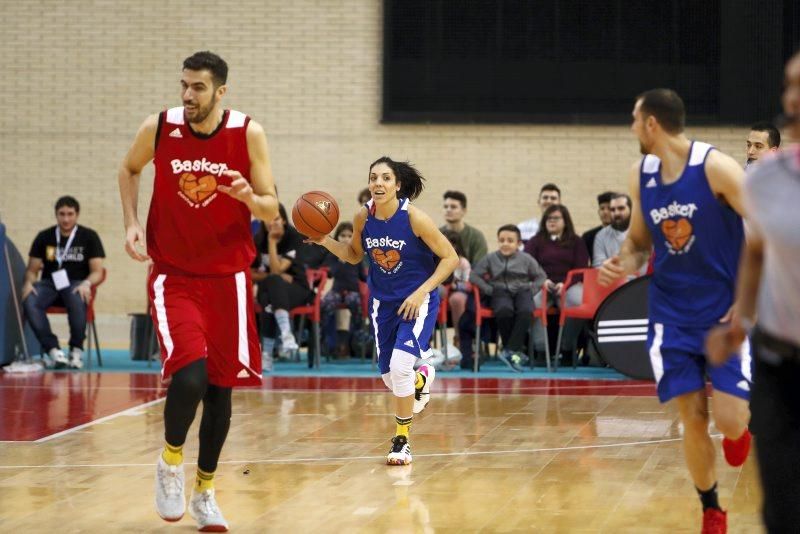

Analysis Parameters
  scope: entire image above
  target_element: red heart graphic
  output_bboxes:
[661,218,693,251]
[371,248,401,270]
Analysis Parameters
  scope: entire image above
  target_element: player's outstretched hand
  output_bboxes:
[598,256,625,286]
[217,170,254,204]
[124,222,150,262]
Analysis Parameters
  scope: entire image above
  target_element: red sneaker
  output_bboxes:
[702,508,727,534]
[722,429,751,467]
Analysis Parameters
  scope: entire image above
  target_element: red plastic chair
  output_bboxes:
[45,267,107,368]
[555,268,626,369]
[472,284,549,372]
[435,284,451,358]
[290,268,329,368]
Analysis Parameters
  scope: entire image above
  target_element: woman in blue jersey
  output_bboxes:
[309,157,458,465]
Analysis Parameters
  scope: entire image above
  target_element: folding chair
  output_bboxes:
[45,267,107,368]
[555,268,625,370]
[527,287,551,371]
[290,268,328,368]
[436,285,450,358]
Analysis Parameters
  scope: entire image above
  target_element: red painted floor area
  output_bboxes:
[0,372,655,442]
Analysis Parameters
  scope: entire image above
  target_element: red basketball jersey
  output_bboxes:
[148,107,256,275]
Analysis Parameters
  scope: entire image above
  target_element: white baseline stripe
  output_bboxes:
[34,397,166,443]
[597,327,649,335]
[597,319,649,327]
[598,335,648,343]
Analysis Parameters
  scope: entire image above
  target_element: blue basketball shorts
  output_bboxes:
[647,322,752,403]
[370,290,440,375]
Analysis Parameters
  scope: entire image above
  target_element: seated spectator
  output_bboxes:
[470,225,546,372]
[22,196,105,369]
[441,230,472,350]
[524,204,589,359]
[357,187,371,206]
[251,204,313,369]
[582,191,615,265]
[518,183,561,244]
[439,190,488,266]
[593,193,633,267]
[320,222,367,357]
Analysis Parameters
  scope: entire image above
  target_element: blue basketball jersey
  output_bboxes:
[639,141,744,327]
[361,198,436,302]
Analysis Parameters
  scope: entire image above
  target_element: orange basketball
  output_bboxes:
[292,191,340,239]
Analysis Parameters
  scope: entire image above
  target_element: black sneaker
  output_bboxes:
[497,350,524,372]
[387,435,412,465]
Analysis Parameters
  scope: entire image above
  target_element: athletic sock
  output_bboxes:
[395,415,412,438]
[162,442,183,466]
[697,482,721,511]
[196,469,215,492]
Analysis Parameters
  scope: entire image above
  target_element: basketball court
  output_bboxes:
[0,371,762,532]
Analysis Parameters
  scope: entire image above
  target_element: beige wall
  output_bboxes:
[0,0,749,314]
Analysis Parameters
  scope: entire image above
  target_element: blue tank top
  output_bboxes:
[639,141,744,326]
[361,198,436,302]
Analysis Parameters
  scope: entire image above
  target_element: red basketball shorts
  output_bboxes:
[148,268,262,387]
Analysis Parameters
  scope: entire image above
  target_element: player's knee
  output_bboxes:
[169,359,208,400]
[389,349,416,397]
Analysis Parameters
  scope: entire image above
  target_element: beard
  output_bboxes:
[611,218,630,231]
[185,95,217,124]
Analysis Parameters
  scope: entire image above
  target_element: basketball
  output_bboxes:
[292,190,340,239]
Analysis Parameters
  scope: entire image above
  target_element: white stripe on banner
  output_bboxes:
[371,298,381,360]
[598,335,648,343]
[649,323,664,384]
[597,327,649,335]
[152,275,174,378]
[597,319,649,327]
[234,272,251,370]
[412,293,431,357]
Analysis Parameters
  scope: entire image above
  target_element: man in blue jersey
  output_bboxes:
[599,89,751,534]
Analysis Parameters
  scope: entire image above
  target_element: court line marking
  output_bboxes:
[0,436,701,469]
[32,397,166,444]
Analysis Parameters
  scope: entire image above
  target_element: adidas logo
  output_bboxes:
[237,369,249,378]
[645,177,657,188]
[737,380,750,391]
[169,128,182,138]
[404,339,415,348]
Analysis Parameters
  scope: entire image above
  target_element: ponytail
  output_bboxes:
[369,156,425,200]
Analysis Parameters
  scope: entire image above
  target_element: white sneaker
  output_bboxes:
[279,332,299,358]
[413,364,435,414]
[68,348,83,369]
[155,455,185,522]
[189,488,229,532]
[48,348,69,369]
[387,435,412,465]
[262,350,273,373]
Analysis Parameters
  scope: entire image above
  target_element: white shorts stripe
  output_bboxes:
[740,336,753,383]
[648,323,665,384]
[152,274,174,378]
[412,293,432,358]
[234,271,250,369]
[371,298,381,360]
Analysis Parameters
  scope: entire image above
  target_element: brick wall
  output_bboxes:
[0,0,749,313]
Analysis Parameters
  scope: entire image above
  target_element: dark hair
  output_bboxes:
[597,191,615,205]
[55,195,80,214]
[750,122,781,148]
[334,221,354,240]
[277,203,289,226]
[183,51,228,88]
[369,156,425,200]
[636,88,685,134]
[443,190,467,209]
[497,224,522,240]
[357,187,371,205]
[442,229,466,257]
[536,204,578,245]
[540,183,561,197]
[611,193,632,209]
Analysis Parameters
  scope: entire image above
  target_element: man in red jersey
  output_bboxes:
[117,51,278,532]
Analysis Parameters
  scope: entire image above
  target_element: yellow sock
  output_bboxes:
[414,372,425,390]
[161,442,183,466]
[395,415,412,438]
[196,469,215,492]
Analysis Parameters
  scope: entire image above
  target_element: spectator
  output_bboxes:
[251,203,314,369]
[441,230,472,350]
[592,193,633,268]
[22,196,105,369]
[582,191,615,264]
[518,183,561,244]
[746,121,780,168]
[470,224,546,372]
[320,222,367,357]
[357,187,371,206]
[439,190,488,266]
[524,204,589,360]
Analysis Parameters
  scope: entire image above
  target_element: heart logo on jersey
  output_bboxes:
[661,218,693,251]
[179,173,217,204]
[371,248,401,271]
